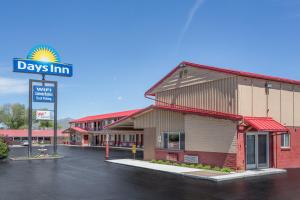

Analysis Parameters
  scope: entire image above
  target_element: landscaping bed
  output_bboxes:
[150,160,233,173]
[10,154,64,161]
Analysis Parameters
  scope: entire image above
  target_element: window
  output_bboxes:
[109,135,114,141]
[281,133,290,148]
[129,135,135,142]
[163,132,185,150]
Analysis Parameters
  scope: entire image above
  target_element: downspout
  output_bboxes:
[276,133,278,168]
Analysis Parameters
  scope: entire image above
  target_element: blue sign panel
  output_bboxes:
[33,86,55,103]
[13,58,73,77]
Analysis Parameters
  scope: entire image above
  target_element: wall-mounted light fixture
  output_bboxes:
[265,82,272,89]
[265,82,272,95]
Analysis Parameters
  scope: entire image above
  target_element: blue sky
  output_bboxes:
[0,0,300,119]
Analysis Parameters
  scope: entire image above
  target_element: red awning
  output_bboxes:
[243,117,288,132]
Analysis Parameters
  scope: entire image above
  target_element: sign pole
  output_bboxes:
[53,81,58,155]
[28,79,33,157]
[42,74,45,86]
[105,133,109,160]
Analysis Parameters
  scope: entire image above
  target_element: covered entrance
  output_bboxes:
[243,117,288,170]
[246,132,269,169]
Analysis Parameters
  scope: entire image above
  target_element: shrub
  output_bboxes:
[180,163,189,167]
[196,164,203,169]
[189,164,196,168]
[220,167,232,173]
[212,166,221,171]
[157,160,165,164]
[0,138,9,159]
[149,160,234,173]
[203,165,211,170]
[164,160,171,165]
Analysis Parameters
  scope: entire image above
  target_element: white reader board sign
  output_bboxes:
[184,155,199,164]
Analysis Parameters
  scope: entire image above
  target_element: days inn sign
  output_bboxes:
[13,45,73,77]
[12,45,72,157]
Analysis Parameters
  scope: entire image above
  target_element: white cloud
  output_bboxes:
[176,0,205,51]
[0,77,28,95]
[117,96,123,101]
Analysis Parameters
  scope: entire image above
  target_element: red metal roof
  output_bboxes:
[145,61,300,96]
[70,109,142,123]
[106,106,289,132]
[155,104,243,121]
[0,129,65,137]
[67,127,88,133]
[243,117,288,132]
[104,106,154,129]
[105,104,243,129]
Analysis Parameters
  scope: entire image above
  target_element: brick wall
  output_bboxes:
[274,127,300,168]
[155,149,237,169]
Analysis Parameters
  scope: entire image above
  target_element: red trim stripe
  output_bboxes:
[70,109,142,123]
[105,104,243,129]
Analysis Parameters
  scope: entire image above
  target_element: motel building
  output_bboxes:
[0,129,67,145]
[106,61,300,170]
[63,109,144,148]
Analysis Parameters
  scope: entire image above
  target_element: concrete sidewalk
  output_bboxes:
[107,159,287,182]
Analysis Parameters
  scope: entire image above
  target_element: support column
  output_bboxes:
[236,129,246,170]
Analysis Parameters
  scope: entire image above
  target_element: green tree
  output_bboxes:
[0,137,9,159]
[39,120,54,129]
[0,104,27,129]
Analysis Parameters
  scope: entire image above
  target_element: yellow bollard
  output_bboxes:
[132,144,136,159]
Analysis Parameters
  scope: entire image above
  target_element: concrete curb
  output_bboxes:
[10,155,64,161]
[107,159,287,182]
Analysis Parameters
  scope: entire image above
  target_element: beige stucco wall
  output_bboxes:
[268,81,281,122]
[134,110,157,129]
[156,76,238,114]
[134,109,184,147]
[281,83,294,126]
[151,65,232,94]
[252,79,267,117]
[238,76,300,126]
[134,109,237,153]
[295,85,300,126]
[184,114,237,153]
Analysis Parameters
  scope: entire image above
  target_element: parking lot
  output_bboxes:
[1,146,300,200]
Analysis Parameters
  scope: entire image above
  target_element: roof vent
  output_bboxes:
[179,63,186,68]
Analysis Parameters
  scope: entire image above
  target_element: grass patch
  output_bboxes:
[150,159,233,173]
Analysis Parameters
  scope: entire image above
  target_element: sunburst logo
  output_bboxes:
[13,45,73,77]
[27,45,61,63]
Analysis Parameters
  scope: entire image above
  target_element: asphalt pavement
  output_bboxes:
[1,146,300,200]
